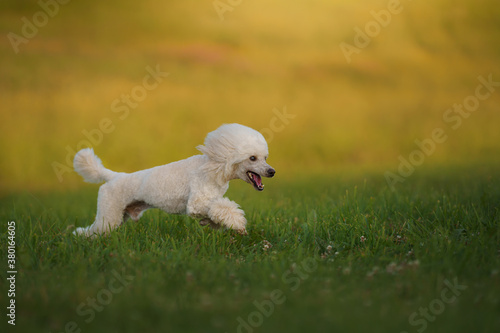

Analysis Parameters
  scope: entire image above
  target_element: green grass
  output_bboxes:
[1,166,499,333]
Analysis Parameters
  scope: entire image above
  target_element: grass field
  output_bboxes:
[1,0,500,332]
[1,167,499,332]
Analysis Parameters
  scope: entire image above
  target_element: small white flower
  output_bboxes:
[326,245,333,252]
[262,240,273,251]
[360,236,366,242]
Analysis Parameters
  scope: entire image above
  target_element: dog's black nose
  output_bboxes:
[267,168,276,177]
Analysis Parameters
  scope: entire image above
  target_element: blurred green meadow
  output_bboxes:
[1,0,499,192]
[1,0,500,332]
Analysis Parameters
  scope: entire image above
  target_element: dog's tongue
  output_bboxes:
[252,173,263,187]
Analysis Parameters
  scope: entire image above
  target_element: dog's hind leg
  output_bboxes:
[123,201,152,222]
[74,184,127,237]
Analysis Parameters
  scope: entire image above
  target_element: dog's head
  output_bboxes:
[197,123,275,191]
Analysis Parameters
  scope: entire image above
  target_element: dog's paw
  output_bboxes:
[199,218,222,230]
[199,219,210,226]
[234,227,248,236]
[72,227,86,236]
[73,226,96,237]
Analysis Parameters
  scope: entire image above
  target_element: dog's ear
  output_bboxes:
[224,162,236,178]
[224,155,241,176]
[224,151,250,178]
[197,144,225,164]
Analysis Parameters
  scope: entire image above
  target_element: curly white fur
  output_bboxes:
[74,148,117,183]
[73,123,275,237]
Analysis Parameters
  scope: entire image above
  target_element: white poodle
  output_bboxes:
[72,123,275,237]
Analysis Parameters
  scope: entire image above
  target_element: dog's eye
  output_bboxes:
[249,156,257,161]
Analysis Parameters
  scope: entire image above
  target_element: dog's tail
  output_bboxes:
[73,148,117,183]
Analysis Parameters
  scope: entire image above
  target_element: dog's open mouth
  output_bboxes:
[247,171,264,191]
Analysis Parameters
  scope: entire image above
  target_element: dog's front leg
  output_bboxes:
[186,197,218,229]
[207,197,247,235]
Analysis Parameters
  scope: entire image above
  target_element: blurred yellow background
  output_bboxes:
[1,0,499,194]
